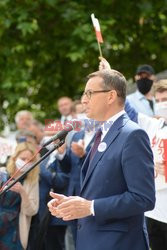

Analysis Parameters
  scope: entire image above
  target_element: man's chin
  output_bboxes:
[86,112,92,119]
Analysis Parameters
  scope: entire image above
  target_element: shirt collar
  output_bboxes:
[61,115,72,122]
[101,110,125,139]
[135,90,146,100]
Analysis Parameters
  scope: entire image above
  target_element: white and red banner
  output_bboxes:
[163,139,167,182]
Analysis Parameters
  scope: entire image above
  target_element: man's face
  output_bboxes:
[58,98,72,116]
[135,72,154,96]
[17,115,32,130]
[28,124,43,143]
[75,103,84,114]
[81,76,109,121]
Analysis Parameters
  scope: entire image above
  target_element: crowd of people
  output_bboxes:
[0,58,167,250]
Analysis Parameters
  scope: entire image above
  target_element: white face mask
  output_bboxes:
[155,101,167,120]
[15,158,32,172]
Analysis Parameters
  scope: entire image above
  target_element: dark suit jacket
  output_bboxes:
[59,130,93,196]
[76,114,155,250]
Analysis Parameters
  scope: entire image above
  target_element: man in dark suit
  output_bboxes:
[48,69,155,250]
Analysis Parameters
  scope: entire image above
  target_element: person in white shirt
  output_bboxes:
[142,80,167,250]
[127,64,156,116]
[57,96,73,124]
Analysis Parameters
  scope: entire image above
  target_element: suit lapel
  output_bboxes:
[81,114,129,193]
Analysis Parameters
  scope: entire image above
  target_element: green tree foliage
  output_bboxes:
[0,0,167,129]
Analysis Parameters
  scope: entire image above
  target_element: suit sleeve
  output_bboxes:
[52,171,69,191]
[46,160,69,191]
[125,99,138,123]
[94,129,155,222]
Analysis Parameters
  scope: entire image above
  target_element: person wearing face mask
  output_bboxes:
[141,80,167,250]
[117,79,167,250]
[0,142,40,250]
[99,57,167,250]
[127,64,155,116]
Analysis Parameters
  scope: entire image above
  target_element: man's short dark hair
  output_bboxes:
[88,69,127,104]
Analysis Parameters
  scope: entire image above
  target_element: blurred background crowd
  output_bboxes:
[0,1,167,250]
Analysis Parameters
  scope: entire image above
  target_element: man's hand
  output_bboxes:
[10,182,24,195]
[47,192,68,217]
[57,143,66,154]
[48,192,92,221]
[155,162,165,176]
[71,141,85,158]
[99,57,111,71]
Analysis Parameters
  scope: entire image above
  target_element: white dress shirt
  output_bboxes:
[91,110,125,215]
[127,90,155,117]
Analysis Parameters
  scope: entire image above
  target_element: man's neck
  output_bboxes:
[145,91,153,100]
[103,107,124,121]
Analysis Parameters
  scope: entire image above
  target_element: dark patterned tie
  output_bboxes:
[63,117,67,125]
[89,128,102,161]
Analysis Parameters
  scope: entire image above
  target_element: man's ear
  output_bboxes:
[108,90,117,104]
[150,75,156,81]
[135,75,140,81]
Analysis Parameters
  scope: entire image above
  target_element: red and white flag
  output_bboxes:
[91,13,103,43]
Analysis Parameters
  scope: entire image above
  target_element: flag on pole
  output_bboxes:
[91,13,103,43]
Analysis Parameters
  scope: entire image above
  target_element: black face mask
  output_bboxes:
[136,78,153,95]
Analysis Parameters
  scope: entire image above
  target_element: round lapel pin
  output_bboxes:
[98,142,107,152]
